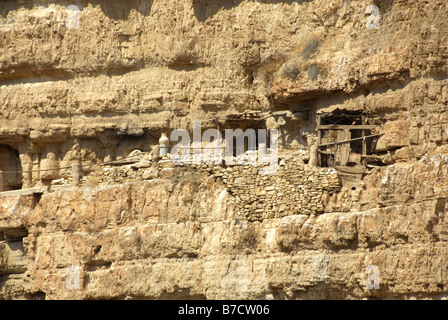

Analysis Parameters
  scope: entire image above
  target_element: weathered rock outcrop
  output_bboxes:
[1,0,448,300]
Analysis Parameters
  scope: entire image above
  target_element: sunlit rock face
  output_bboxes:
[1,0,448,300]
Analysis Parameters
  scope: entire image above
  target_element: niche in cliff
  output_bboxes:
[316,109,390,170]
[83,0,153,20]
[0,144,22,191]
[0,227,28,276]
[193,0,244,22]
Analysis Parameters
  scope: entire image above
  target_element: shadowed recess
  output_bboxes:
[0,0,153,20]
[192,0,312,22]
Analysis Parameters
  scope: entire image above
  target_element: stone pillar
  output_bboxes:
[40,145,59,181]
[72,162,81,187]
[309,144,318,167]
[19,153,33,189]
[32,153,40,186]
[152,144,161,164]
[18,141,34,189]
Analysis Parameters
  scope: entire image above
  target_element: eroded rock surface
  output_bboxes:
[1,0,448,299]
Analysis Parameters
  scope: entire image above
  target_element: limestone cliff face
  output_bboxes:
[1,0,448,299]
[2,157,448,299]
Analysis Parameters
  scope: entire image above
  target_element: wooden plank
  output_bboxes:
[318,150,335,155]
[348,153,362,164]
[361,116,367,167]
[316,124,377,130]
[335,129,350,166]
[362,155,383,160]
[318,133,384,148]
[317,115,322,166]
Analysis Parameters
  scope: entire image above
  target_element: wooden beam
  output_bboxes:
[334,165,366,174]
[361,116,367,167]
[317,115,322,166]
[317,115,322,144]
[318,133,384,148]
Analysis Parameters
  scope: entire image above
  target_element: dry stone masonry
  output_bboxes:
[194,154,340,220]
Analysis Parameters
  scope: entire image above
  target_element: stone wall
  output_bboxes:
[1,155,448,299]
[194,154,340,220]
[90,150,341,221]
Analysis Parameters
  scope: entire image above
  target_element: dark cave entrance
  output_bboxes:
[0,144,22,191]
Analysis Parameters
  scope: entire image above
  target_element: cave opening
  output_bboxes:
[0,144,23,191]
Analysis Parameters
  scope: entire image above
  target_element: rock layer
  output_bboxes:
[1,0,448,299]
[1,155,448,299]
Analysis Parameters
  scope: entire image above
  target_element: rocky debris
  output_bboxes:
[131,160,152,169]
[376,120,410,152]
[50,178,69,186]
[49,148,342,221]
[159,168,175,179]
[142,168,159,180]
[99,157,171,185]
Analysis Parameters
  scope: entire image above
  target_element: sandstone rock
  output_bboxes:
[376,120,410,152]
[0,241,27,275]
[128,149,143,159]
[158,160,174,169]
[0,0,448,301]
[142,168,159,180]
[131,160,152,169]
[159,168,174,179]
